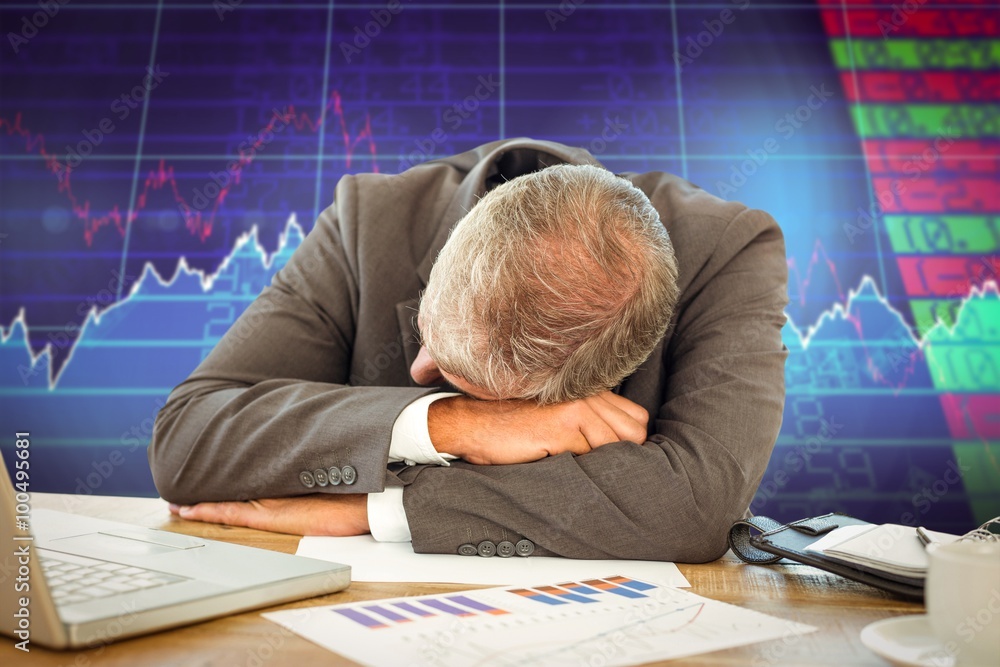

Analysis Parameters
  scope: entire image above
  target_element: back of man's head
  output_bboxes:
[421,163,680,404]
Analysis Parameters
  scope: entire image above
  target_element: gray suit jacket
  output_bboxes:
[149,138,788,563]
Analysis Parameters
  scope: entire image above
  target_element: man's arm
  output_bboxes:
[398,207,788,562]
[148,181,437,506]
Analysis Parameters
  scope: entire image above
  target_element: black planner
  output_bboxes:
[727,512,924,600]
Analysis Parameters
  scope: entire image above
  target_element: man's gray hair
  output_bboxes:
[420,163,680,404]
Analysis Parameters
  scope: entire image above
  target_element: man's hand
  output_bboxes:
[168,494,370,536]
[429,390,649,465]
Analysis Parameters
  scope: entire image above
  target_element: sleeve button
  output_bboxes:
[515,539,535,557]
[477,541,496,558]
[496,541,515,557]
[313,468,329,486]
[458,544,478,556]
[298,471,316,488]
[341,465,357,485]
[328,466,342,485]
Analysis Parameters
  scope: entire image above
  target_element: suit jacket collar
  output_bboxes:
[415,137,601,287]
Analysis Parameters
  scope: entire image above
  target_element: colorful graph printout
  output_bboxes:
[263,575,816,666]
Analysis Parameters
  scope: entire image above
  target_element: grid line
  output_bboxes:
[499,0,506,139]
[669,0,687,180]
[3,3,999,9]
[838,0,889,297]
[116,0,165,301]
[313,0,337,223]
[4,154,994,161]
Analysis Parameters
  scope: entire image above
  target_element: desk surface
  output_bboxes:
[2,493,921,666]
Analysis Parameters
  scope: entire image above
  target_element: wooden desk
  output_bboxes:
[2,493,921,666]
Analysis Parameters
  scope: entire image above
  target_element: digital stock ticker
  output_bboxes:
[1,1,997,531]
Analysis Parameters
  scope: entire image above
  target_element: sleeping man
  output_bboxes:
[148,138,788,562]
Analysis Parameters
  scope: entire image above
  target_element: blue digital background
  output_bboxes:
[1,1,997,533]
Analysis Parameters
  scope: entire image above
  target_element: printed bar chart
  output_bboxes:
[533,586,597,604]
[332,592,514,629]
[264,575,818,666]
[332,608,389,630]
[445,595,509,616]
[362,605,412,624]
[579,578,649,599]
[328,576,664,630]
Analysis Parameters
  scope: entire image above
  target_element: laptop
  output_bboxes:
[0,450,350,650]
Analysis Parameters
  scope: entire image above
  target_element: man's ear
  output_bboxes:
[410,345,444,386]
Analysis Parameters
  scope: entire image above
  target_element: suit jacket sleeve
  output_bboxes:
[148,178,437,505]
[397,206,789,563]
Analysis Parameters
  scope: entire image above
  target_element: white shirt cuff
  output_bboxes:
[367,487,411,542]
[389,392,460,466]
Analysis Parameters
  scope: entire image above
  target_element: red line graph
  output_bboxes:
[0,81,947,396]
[788,240,924,391]
[787,237,855,312]
[0,90,378,246]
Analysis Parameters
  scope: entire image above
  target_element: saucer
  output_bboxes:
[860,615,955,667]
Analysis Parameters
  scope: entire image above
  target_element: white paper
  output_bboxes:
[264,574,815,667]
[805,524,960,575]
[804,524,875,555]
[296,535,690,587]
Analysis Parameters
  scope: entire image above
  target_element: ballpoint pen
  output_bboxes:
[916,526,938,549]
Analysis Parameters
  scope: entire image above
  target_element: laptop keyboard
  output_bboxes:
[39,551,190,606]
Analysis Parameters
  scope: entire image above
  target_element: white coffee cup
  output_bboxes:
[925,540,1000,666]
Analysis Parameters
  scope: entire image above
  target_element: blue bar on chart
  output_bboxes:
[580,578,649,599]
[363,605,412,623]
[559,581,604,596]
[329,577,661,630]
[332,608,389,629]
[446,595,509,616]
[509,577,661,606]
[420,598,476,617]
[535,585,598,604]
[508,589,568,605]
[604,575,658,592]
[392,601,435,618]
